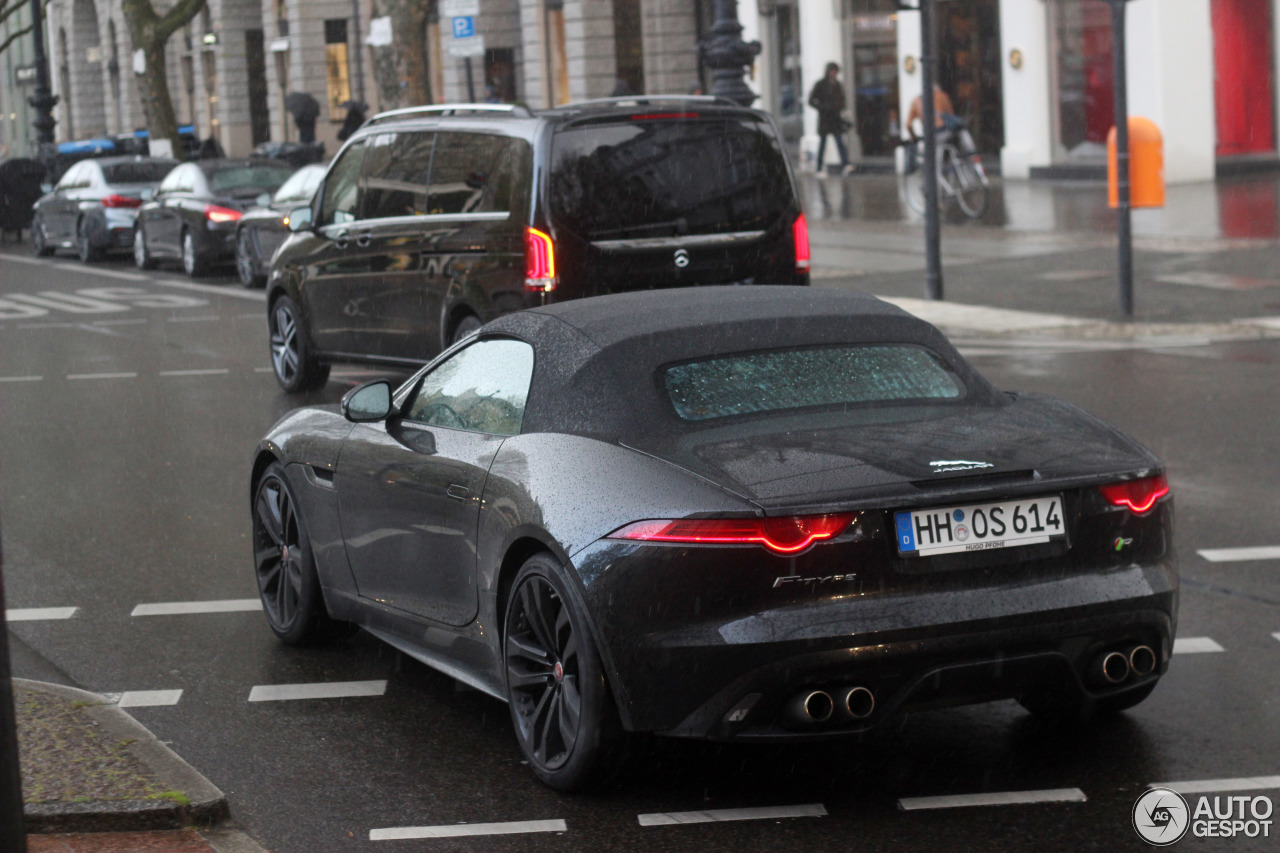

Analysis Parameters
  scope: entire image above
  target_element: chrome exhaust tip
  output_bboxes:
[842,686,875,720]
[784,690,834,725]
[1091,650,1131,686]
[1127,644,1157,677]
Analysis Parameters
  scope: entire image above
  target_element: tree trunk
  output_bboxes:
[385,0,431,106]
[122,0,206,156]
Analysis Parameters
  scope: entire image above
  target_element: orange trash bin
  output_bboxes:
[1108,117,1165,208]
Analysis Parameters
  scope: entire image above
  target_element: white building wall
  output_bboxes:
[1127,0,1215,183]
[563,0,615,100]
[640,0,697,95]
[518,0,549,108]
[998,0,1053,179]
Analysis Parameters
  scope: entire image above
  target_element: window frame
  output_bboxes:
[400,337,536,437]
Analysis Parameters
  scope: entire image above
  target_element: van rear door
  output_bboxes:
[546,110,804,297]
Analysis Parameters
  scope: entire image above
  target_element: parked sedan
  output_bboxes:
[31,156,176,261]
[234,163,325,287]
[134,159,294,277]
[250,286,1176,791]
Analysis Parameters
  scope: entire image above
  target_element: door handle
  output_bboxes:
[332,230,350,250]
[446,484,470,501]
[355,230,373,248]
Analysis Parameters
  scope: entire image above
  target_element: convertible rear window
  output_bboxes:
[663,345,964,421]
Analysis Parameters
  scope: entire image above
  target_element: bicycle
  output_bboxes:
[899,131,990,219]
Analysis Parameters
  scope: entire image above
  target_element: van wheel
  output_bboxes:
[269,295,330,393]
[451,314,483,346]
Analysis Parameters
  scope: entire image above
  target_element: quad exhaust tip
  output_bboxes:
[785,690,834,725]
[842,686,875,720]
[1092,650,1131,685]
[1127,644,1157,677]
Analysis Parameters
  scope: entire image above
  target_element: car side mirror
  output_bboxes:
[342,380,392,423]
[286,205,313,232]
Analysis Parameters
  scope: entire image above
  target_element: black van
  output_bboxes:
[269,98,809,392]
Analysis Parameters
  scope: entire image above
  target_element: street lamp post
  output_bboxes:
[698,0,760,107]
[1,545,27,853]
[26,0,58,159]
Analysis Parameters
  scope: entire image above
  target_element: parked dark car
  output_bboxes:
[268,98,809,392]
[250,286,1176,792]
[234,163,325,287]
[30,157,177,261]
[134,158,294,277]
[0,158,46,240]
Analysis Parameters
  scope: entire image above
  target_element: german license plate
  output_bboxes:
[894,495,1065,557]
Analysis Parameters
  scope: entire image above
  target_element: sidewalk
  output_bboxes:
[801,171,1280,336]
[13,680,266,853]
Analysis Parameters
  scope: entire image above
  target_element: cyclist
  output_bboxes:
[904,84,976,170]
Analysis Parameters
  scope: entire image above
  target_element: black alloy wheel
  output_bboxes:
[31,216,53,256]
[182,230,208,278]
[236,228,264,287]
[269,295,329,392]
[504,554,626,791]
[77,218,102,263]
[252,462,352,644]
[133,225,155,269]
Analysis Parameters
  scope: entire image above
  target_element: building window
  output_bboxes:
[276,0,289,37]
[1052,0,1112,159]
[325,19,351,121]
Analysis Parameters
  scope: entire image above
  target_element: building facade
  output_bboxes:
[12,0,1278,184]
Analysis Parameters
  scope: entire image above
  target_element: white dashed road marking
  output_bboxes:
[1154,776,1280,795]
[118,690,184,708]
[1273,632,1280,643]
[248,681,388,702]
[898,789,1088,811]
[638,804,827,826]
[132,599,261,616]
[0,376,42,383]
[152,278,266,302]
[1197,546,1280,562]
[370,819,567,841]
[1173,637,1225,654]
[67,372,137,380]
[6,607,77,621]
[157,369,231,377]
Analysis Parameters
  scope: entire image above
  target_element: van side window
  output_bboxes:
[427,133,529,216]
[318,139,367,227]
[363,132,434,220]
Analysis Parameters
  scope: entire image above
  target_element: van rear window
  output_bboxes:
[549,117,792,241]
[663,346,964,421]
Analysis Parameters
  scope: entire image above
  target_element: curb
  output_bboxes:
[16,679,230,834]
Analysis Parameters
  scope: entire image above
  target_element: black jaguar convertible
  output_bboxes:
[250,286,1177,791]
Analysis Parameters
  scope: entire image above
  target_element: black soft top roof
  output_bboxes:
[483,286,1000,441]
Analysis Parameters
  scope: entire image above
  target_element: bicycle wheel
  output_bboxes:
[953,155,990,219]
[901,152,928,215]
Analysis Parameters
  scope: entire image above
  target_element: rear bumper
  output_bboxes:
[573,539,1177,738]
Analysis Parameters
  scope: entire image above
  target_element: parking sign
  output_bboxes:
[451,16,475,38]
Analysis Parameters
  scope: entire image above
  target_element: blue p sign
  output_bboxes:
[452,16,475,38]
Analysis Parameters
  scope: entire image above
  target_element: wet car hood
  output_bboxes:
[627,391,1159,511]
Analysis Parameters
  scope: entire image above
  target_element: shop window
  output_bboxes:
[325,19,352,122]
[1053,0,1112,158]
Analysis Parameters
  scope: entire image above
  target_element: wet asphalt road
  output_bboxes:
[2,247,1278,852]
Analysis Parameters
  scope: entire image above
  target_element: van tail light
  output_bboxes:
[101,194,143,208]
[793,213,810,272]
[204,204,242,224]
[1099,475,1169,514]
[607,513,857,556]
[524,227,557,292]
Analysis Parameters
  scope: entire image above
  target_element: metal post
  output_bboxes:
[27,0,58,158]
[698,0,761,107]
[1111,0,1133,317]
[464,56,476,103]
[919,0,943,301]
[0,543,28,853]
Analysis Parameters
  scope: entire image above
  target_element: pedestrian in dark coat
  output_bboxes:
[808,62,850,173]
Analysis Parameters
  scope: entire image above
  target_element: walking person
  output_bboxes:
[808,62,851,175]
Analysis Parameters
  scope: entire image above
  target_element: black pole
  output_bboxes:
[919,0,943,301]
[27,0,58,158]
[464,56,476,103]
[0,541,28,853]
[698,0,761,107]
[1111,0,1133,317]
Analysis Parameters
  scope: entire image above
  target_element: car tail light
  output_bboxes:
[101,194,142,208]
[607,513,857,555]
[524,227,557,292]
[1099,475,1169,514]
[204,204,242,224]
[793,213,810,272]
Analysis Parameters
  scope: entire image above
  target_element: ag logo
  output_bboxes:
[673,249,690,269]
[1133,787,1190,845]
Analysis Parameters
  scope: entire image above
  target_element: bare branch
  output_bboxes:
[154,0,207,41]
[0,22,34,57]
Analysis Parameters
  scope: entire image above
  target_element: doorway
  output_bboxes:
[935,0,1003,156]
[1212,0,1276,156]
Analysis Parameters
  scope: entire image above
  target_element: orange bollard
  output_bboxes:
[1108,117,1165,208]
